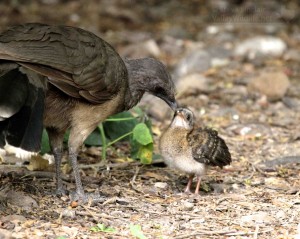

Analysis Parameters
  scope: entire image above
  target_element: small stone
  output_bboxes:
[121,39,161,58]
[0,229,12,239]
[6,191,38,211]
[176,73,210,98]
[140,95,172,121]
[1,215,26,223]
[182,201,194,211]
[154,182,168,190]
[247,70,290,101]
[61,208,76,218]
[234,36,287,58]
[240,212,274,224]
[174,49,211,78]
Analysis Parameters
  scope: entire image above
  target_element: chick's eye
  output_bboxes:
[186,114,191,121]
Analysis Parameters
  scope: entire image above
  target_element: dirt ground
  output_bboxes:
[0,1,300,238]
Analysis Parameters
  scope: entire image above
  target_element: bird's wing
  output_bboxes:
[0,23,127,104]
[188,128,231,167]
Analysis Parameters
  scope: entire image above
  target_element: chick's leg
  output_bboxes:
[195,176,201,194]
[184,174,194,193]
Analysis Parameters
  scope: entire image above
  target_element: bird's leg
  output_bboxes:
[69,147,86,200]
[47,129,65,195]
[68,128,105,204]
[195,176,201,194]
[184,174,194,193]
[53,147,65,195]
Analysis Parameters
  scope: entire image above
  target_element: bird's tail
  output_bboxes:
[0,68,45,152]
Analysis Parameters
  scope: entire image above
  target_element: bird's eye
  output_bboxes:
[186,114,191,121]
[155,86,165,95]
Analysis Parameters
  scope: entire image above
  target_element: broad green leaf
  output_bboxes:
[103,111,138,141]
[84,128,103,146]
[132,123,153,145]
[137,143,153,164]
[40,130,50,154]
[130,224,148,239]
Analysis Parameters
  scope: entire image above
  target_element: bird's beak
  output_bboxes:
[156,94,177,111]
[169,100,178,111]
[163,98,177,111]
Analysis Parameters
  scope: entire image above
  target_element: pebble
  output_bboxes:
[176,73,210,98]
[174,49,211,78]
[0,229,12,239]
[247,70,290,101]
[234,36,287,58]
[121,39,161,58]
[182,201,194,211]
[140,95,173,121]
[174,47,230,78]
[5,190,38,211]
[154,182,168,190]
[240,212,275,225]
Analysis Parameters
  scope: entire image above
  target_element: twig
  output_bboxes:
[76,210,127,222]
[131,165,141,183]
[174,228,273,239]
[78,161,141,170]
[253,225,259,239]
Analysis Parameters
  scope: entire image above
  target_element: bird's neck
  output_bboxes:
[123,58,146,110]
[124,87,144,110]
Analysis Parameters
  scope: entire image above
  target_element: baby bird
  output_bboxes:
[159,108,231,194]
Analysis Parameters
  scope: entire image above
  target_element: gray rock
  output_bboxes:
[121,39,161,58]
[174,47,230,78]
[154,182,168,190]
[0,229,12,239]
[284,49,300,62]
[174,49,211,78]
[234,36,287,58]
[176,73,211,98]
[247,70,290,101]
[139,95,173,121]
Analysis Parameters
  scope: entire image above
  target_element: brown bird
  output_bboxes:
[159,108,231,194]
[0,23,177,202]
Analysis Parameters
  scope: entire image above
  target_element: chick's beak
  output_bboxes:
[174,108,184,118]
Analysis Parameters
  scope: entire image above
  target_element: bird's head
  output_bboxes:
[124,58,177,110]
[171,108,194,130]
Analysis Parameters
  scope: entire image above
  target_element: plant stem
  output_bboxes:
[105,117,139,122]
[107,131,133,147]
[98,123,107,162]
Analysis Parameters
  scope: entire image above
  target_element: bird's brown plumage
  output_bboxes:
[0,23,177,202]
[159,108,231,194]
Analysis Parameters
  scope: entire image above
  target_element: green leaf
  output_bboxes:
[137,143,153,164]
[130,224,148,239]
[103,111,138,141]
[132,123,153,145]
[90,223,116,233]
[40,129,50,154]
[84,128,103,146]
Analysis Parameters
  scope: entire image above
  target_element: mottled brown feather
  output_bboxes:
[188,127,231,167]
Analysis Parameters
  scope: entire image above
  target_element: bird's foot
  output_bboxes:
[184,189,193,194]
[55,186,67,196]
[70,190,106,205]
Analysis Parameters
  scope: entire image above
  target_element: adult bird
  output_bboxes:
[0,23,177,202]
[159,108,231,194]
